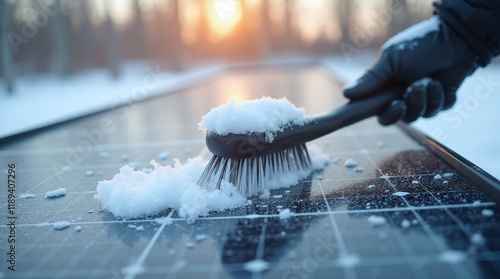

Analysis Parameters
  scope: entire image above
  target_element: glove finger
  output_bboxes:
[402,82,427,123]
[344,53,394,100]
[378,100,406,126]
[423,80,444,118]
[435,58,476,110]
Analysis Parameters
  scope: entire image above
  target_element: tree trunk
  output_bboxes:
[339,0,352,44]
[1,0,15,93]
[52,0,72,77]
[170,0,184,72]
[80,0,94,69]
[105,3,120,78]
[284,0,294,51]
[259,0,270,59]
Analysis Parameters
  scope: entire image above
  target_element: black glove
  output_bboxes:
[343,15,479,125]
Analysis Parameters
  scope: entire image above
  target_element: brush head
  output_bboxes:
[205,123,312,160]
[198,143,312,197]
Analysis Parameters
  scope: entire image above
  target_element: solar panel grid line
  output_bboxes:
[0,139,205,157]
[123,219,170,279]
[53,226,108,279]
[347,131,479,278]
[439,208,500,275]
[83,237,125,279]
[2,67,500,278]
[251,223,268,279]
[207,220,231,279]
[346,131,433,279]
[316,180,358,279]
[385,182,475,279]
[164,226,199,279]
[0,145,426,176]
[425,194,500,277]
[383,223,432,279]
[2,200,496,230]
[9,251,500,279]
[21,226,80,278]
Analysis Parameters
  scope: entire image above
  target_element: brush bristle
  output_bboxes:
[198,143,312,197]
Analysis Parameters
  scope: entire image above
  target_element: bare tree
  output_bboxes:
[1,0,15,93]
[131,0,147,59]
[105,1,120,78]
[284,0,294,51]
[80,0,94,68]
[51,0,72,77]
[258,0,270,59]
[169,0,184,71]
[339,0,353,44]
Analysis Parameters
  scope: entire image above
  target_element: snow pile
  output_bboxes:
[392,191,410,197]
[471,233,486,246]
[53,222,71,230]
[439,250,466,264]
[482,209,494,217]
[344,159,357,168]
[368,216,386,227]
[45,188,67,199]
[243,259,270,273]
[96,144,328,221]
[401,219,411,228]
[279,209,292,219]
[337,254,361,268]
[95,158,247,221]
[199,96,311,142]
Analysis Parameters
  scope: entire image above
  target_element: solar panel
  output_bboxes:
[1,66,499,279]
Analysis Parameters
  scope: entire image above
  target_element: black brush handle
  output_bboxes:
[206,87,402,158]
[285,87,402,143]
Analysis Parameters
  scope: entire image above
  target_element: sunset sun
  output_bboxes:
[207,0,242,39]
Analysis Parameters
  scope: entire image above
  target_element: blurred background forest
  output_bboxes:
[0,0,434,93]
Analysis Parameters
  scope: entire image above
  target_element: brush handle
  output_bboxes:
[287,86,402,142]
[206,87,402,158]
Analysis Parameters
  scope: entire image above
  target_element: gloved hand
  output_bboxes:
[344,15,479,126]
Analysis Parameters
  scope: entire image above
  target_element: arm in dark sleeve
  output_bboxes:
[434,0,500,67]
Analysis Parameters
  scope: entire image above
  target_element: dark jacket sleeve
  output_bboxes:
[434,0,500,67]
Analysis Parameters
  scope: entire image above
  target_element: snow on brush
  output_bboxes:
[199,96,311,142]
[96,145,328,221]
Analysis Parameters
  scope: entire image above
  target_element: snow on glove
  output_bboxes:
[344,15,479,126]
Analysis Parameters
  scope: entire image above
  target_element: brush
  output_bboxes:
[198,88,401,197]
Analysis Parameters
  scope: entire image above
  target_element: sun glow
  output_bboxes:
[207,0,242,40]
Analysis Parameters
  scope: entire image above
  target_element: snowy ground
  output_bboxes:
[0,61,227,138]
[1,54,499,180]
[323,53,500,181]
